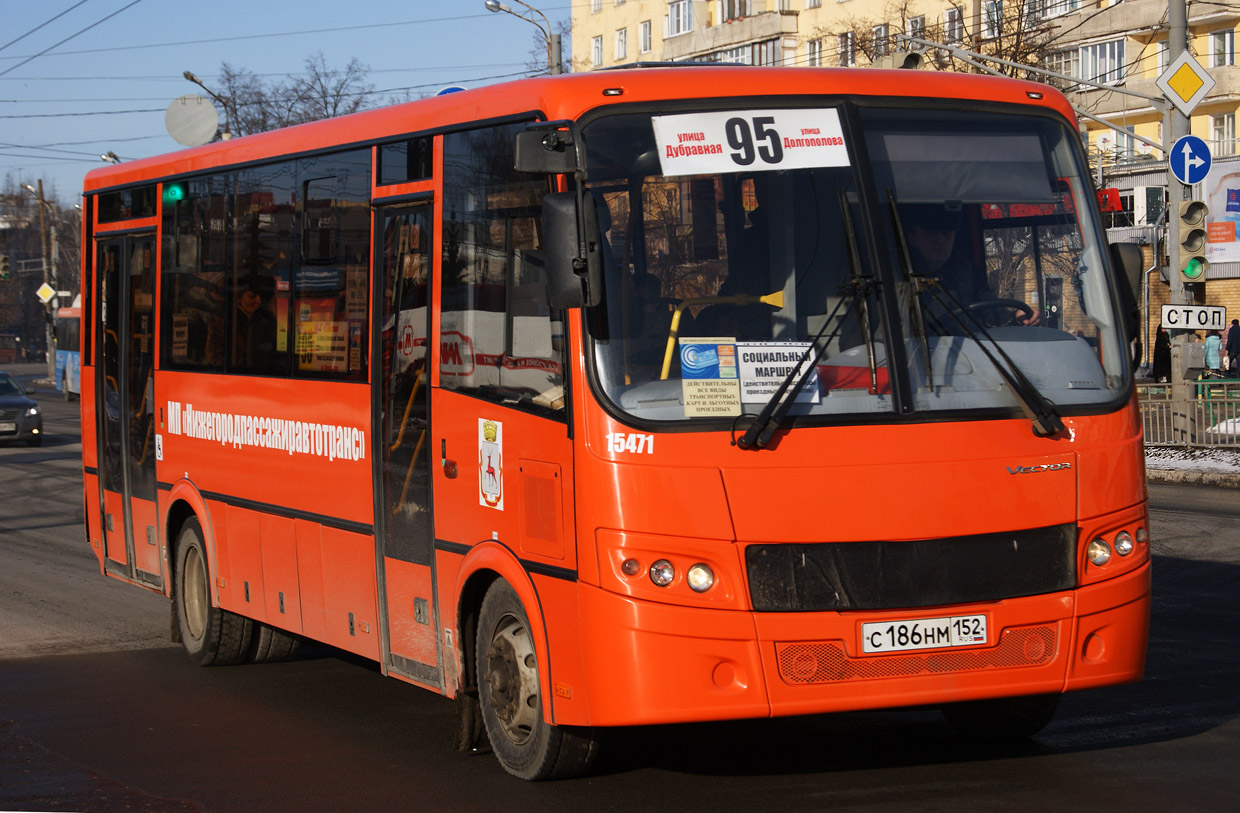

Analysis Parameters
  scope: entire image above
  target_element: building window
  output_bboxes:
[983,1,1002,39]
[592,35,603,67]
[1044,48,1079,81]
[807,38,822,66]
[1081,39,1125,84]
[615,28,627,60]
[1157,40,1168,73]
[1215,113,1237,156]
[807,0,822,7]
[591,0,601,13]
[1212,29,1236,67]
[723,0,752,18]
[667,0,692,37]
[944,9,963,44]
[1042,0,1078,18]
[872,24,889,58]
[640,20,652,53]
[909,15,925,40]
[838,32,855,67]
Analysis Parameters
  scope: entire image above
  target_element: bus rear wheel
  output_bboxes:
[475,579,599,780]
[941,693,1060,740]
[173,518,253,666]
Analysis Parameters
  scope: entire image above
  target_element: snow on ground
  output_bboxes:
[1145,445,1240,472]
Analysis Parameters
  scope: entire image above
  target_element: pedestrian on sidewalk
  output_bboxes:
[1226,319,1240,376]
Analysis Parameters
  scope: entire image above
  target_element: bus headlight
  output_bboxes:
[1113,531,1134,557]
[649,559,675,587]
[686,563,714,593]
[1087,538,1112,566]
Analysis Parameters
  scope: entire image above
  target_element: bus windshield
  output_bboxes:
[582,103,1127,426]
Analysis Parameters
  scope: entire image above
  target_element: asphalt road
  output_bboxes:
[2,364,1238,811]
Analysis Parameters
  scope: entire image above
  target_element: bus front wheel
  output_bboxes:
[475,579,600,780]
[941,693,1060,740]
[173,518,253,666]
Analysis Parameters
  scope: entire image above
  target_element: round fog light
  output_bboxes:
[621,558,642,577]
[649,559,675,587]
[1087,538,1112,566]
[686,563,715,593]
[1114,531,1134,556]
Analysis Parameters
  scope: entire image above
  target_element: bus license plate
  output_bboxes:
[0,422,15,433]
[861,614,987,654]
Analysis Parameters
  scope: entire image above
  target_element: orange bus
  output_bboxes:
[79,66,1150,780]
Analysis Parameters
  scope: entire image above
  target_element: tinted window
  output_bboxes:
[379,137,433,185]
[440,124,565,418]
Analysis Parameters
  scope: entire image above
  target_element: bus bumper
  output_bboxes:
[574,563,1149,727]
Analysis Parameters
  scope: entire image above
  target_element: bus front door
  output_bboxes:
[96,234,161,587]
[374,203,441,687]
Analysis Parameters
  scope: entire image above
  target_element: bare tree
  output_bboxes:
[213,53,375,138]
[812,0,1059,81]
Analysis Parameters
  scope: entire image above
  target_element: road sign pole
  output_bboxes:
[1167,0,1194,439]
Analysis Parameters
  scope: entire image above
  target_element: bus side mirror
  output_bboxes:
[515,130,579,174]
[543,192,601,309]
[1110,241,1142,344]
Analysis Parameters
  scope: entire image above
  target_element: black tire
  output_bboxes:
[173,518,253,666]
[941,693,1061,740]
[249,622,301,663]
[476,580,600,780]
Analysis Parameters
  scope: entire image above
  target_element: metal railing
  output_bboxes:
[1138,380,1240,446]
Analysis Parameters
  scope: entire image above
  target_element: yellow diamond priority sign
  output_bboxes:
[35,282,55,304]
[1157,51,1216,116]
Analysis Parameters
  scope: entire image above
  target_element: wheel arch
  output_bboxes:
[163,480,216,603]
[452,541,556,723]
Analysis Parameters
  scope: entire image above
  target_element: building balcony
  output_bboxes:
[1070,67,1240,119]
[662,10,799,62]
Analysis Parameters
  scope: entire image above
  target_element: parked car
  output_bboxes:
[0,370,42,447]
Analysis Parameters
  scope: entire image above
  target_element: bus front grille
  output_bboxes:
[745,524,1076,612]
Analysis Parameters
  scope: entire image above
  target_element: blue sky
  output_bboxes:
[1,0,572,203]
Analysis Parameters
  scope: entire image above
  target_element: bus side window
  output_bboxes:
[440,124,566,418]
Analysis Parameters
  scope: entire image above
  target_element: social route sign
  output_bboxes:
[1161,304,1225,331]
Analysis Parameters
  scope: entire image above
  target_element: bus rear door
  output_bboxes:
[96,233,162,587]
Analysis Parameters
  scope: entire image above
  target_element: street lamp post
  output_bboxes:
[484,0,562,75]
[21,180,55,383]
[183,70,233,140]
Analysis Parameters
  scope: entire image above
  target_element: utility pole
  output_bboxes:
[30,180,55,384]
[1167,0,1194,424]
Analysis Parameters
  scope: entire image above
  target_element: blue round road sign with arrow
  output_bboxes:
[1169,135,1212,185]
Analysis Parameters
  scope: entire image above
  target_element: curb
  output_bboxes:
[1147,468,1240,489]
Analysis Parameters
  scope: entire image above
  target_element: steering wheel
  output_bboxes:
[961,298,1036,328]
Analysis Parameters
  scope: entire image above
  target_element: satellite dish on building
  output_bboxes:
[166,94,219,146]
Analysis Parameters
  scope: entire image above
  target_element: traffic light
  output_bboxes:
[0,253,9,280]
[1176,199,1210,283]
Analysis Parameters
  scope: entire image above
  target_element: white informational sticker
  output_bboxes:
[737,342,820,404]
[680,337,742,417]
[479,418,504,510]
[155,433,163,462]
[652,108,850,177]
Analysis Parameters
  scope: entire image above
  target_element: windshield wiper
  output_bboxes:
[888,196,1065,437]
[738,192,874,450]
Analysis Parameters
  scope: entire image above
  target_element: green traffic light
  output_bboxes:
[162,182,187,204]
[1183,257,1206,280]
